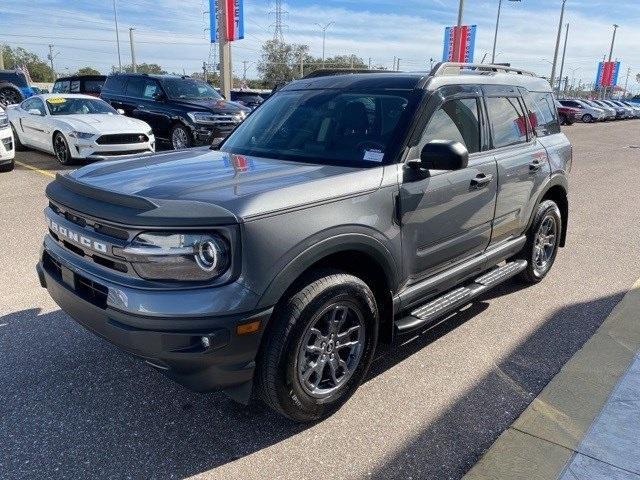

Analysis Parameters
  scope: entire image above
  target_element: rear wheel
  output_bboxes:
[514,200,562,284]
[53,132,73,165]
[257,270,378,422]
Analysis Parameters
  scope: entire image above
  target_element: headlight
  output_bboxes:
[118,232,230,281]
[146,129,153,136]
[0,114,8,128]
[69,131,95,139]
[187,111,217,124]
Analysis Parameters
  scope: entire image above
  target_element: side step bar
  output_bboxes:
[395,260,528,333]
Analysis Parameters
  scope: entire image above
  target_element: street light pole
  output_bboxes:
[316,22,334,69]
[129,27,137,73]
[491,0,522,64]
[112,0,122,72]
[549,0,567,92]
[603,24,619,99]
[558,23,569,92]
[452,0,464,62]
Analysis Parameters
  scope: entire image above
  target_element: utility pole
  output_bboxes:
[603,24,619,99]
[0,44,4,70]
[316,22,334,69]
[558,23,569,93]
[549,0,567,92]
[242,61,249,83]
[396,58,401,71]
[492,0,523,64]
[368,57,372,70]
[203,61,208,82]
[47,44,56,80]
[393,56,397,71]
[623,67,631,98]
[129,27,137,73]
[217,0,232,99]
[112,0,122,72]
[299,52,304,78]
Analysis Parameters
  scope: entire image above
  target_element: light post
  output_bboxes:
[569,66,581,93]
[112,0,122,72]
[315,22,334,69]
[549,0,568,92]
[603,24,619,98]
[451,0,464,62]
[492,0,522,64]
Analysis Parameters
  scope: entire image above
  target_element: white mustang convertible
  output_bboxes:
[6,94,155,164]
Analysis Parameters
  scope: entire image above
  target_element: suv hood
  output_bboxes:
[171,98,249,114]
[50,148,382,226]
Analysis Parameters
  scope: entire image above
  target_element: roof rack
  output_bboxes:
[430,62,537,78]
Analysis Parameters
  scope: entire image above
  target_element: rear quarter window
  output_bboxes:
[102,76,127,95]
[52,80,70,93]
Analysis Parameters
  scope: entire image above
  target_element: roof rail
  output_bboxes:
[430,62,537,78]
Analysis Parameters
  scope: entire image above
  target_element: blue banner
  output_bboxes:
[209,0,217,43]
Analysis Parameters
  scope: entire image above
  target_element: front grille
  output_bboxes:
[91,149,151,156]
[96,133,148,145]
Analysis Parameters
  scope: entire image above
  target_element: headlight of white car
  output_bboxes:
[68,131,95,139]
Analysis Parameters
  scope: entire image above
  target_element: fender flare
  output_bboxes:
[527,174,569,245]
[256,228,400,309]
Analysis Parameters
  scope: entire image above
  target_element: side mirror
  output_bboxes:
[28,108,43,116]
[116,108,125,115]
[413,140,469,171]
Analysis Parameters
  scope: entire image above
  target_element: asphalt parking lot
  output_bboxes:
[1,120,640,480]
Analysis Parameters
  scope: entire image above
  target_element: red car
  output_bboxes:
[555,102,580,126]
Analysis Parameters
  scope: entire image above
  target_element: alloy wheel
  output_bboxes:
[54,135,69,164]
[171,127,189,149]
[532,215,557,276]
[297,302,366,398]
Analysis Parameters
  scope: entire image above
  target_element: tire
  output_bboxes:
[0,85,23,108]
[170,123,193,150]
[514,200,562,284]
[257,270,379,422]
[11,124,27,151]
[581,113,594,123]
[559,114,568,126]
[53,132,73,165]
[0,159,14,172]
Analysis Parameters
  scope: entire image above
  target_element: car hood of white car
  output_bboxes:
[57,114,151,134]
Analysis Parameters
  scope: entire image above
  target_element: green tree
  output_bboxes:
[114,63,167,75]
[257,40,310,87]
[1,45,54,82]
[75,66,101,76]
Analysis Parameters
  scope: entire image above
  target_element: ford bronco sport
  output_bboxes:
[37,63,571,422]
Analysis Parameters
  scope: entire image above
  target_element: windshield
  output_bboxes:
[46,97,117,115]
[221,88,416,166]
[162,78,223,100]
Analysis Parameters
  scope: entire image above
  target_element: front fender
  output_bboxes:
[256,227,400,309]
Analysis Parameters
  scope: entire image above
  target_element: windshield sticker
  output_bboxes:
[46,97,66,104]
[363,149,385,162]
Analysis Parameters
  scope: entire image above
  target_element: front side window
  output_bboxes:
[162,78,222,100]
[141,79,161,99]
[22,97,46,114]
[487,96,528,148]
[221,89,415,166]
[410,98,480,158]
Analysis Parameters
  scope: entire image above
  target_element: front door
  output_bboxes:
[400,89,498,283]
[19,97,50,149]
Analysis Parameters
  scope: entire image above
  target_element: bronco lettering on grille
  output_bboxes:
[47,218,108,254]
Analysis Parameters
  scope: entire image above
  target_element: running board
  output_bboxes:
[395,260,528,333]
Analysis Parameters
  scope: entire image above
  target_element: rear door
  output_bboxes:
[399,85,498,282]
[484,85,550,245]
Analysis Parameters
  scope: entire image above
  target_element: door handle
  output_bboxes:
[470,174,493,189]
[529,160,543,172]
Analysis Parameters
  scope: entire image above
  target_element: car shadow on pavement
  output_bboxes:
[0,290,625,479]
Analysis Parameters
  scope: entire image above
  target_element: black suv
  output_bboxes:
[100,73,250,149]
[229,89,264,109]
[52,75,107,97]
[0,70,35,107]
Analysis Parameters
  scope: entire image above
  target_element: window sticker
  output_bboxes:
[363,149,384,162]
[46,97,66,104]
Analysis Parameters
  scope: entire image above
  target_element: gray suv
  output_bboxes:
[36,63,571,421]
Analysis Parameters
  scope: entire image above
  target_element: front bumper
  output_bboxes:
[70,135,156,160]
[191,124,240,146]
[37,238,271,398]
[0,127,15,161]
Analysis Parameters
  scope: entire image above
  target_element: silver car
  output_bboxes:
[583,100,616,121]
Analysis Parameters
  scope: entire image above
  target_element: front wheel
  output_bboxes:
[170,124,193,150]
[257,270,378,422]
[514,200,562,284]
[53,132,73,165]
[11,124,27,151]
[582,113,594,123]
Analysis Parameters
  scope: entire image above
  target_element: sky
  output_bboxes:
[1,0,639,92]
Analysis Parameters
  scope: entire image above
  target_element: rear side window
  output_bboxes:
[102,76,127,94]
[486,96,528,148]
[52,80,70,93]
[525,92,560,136]
[411,98,481,157]
[70,80,81,93]
[83,80,104,94]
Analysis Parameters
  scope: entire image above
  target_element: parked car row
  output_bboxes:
[558,98,640,123]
